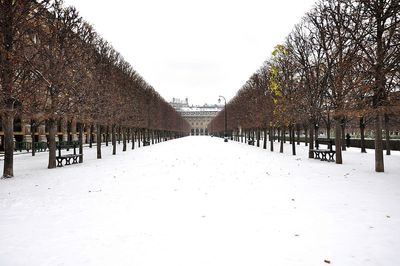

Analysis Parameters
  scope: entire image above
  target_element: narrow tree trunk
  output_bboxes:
[118,126,121,144]
[308,123,314,158]
[105,126,109,146]
[2,111,14,177]
[48,118,57,169]
[132,130,136,149]
[304,128,308,146]
[283,128,286,143]
[280,127,284,153]
[79,123,83,163]
[296,125,300,145]
[89,124,93,148]
[263,129,267,149]
[291,127,296,155]
[270,128,274,152]
[384,114,391,155]
[31,123,36,157]
[256,129,260,147]
[123,127,127,152]
[138,130,141,147]
[335,119,343,164]
[96,124,102,159]
[360,117,366,153]
[341,119,346,151]
[327,123,331,140]
[374,114,384,172]
[112,125,116,155]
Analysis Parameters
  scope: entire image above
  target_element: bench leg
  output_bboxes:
[56,158,63,167]
[321,153,327,161]
[314,152,320,159]
[65,158,71,165]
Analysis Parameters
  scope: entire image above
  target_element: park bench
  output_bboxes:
[248,139,255,145]
[34,142,48,152]
[56,141,82,167]
[14,141,32,152]
[311,139,335,162]
[14,141,47,153]
[143,139,151,146]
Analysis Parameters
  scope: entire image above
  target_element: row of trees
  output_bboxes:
[0,0,190,178]
[209,0,400,172]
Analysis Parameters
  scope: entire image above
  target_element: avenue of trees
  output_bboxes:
[209,0,400,172]
[0,0,190,178]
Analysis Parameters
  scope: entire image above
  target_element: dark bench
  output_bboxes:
[56,141,82,167]
[14,141,32,152]
[34,142,48,152]
[143,139,151,146]
[311,139,335,162]
[14,141,48,152]
[248,139,255,145]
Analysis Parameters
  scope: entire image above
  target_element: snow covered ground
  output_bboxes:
[0,136,399,266]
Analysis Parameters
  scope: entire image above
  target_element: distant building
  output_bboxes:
[170,98,222,135]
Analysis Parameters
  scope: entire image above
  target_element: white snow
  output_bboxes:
[1,136,399,266]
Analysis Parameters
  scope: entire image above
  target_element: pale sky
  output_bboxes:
[64,0,317,106]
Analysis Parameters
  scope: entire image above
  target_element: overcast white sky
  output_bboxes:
[64,0,316,106]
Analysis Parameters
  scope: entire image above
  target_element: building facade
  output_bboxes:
[170,98,222,136]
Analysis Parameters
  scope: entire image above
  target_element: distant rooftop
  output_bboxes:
[170,98,223,112]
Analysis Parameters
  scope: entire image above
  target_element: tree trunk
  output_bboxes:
[132,130,136,150]
[1,2,14,178]
[341,119,346,151]
[79,123,83,163]
[384,114,391,155]
[138,130,141,147]
[31,123,36,157]
[291,127,296,155]
[335,119,343,164]
[327,123,331,140]
[280,127,284,153]
[89,124,93,148]
[296,125,300,145]
[263,129,267,149]
[118,126,121,144]
[270,128,274,152]
[308,123,314,158]
[256,129,260,147]
[374,114,384,172]
[105,126,109,146]
[96,124,102,159]
[123,127,127,152]
[360,117,367,153]
[112,125,116,155]
[304,128,308,146]
[48,118,57,169]
[2,111,14,177]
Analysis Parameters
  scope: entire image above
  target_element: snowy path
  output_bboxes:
[1,136,400,266]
